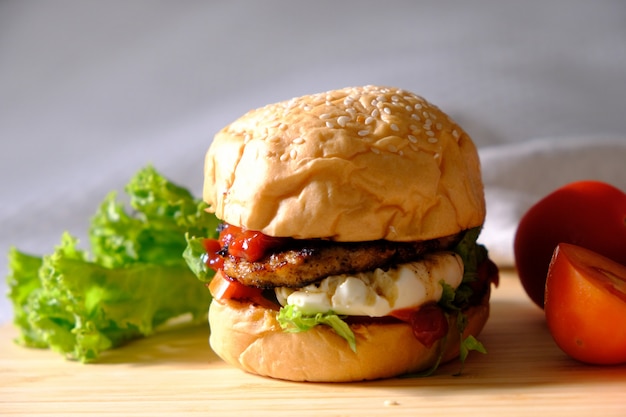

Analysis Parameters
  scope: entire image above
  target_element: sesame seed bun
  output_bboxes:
[203,85,486,242]
[208,287,491,382]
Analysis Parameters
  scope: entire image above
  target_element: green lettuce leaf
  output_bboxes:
[453,226,488,284]
[6,165,218,362]
[90,165,219,268]
[6,249,45,348]
[277,304,356,352]
[455,334,487,376]
[183,235,214,282]
[434,227,490,376]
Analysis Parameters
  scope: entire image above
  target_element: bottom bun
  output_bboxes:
[208,290,490,382]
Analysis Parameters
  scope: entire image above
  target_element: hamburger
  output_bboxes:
[190,85,498,382]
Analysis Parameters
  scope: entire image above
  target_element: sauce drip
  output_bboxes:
[203,224,289,271]
[390,303,448,348]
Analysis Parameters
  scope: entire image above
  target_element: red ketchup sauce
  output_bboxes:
[202,224,288,308]
[390,303,449,348]
[203,224,288,272]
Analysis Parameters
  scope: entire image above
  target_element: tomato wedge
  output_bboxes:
[208,271,278,310]
[514,180,626,308]
[545,243,626,365]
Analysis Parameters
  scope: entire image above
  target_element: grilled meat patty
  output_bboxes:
[222,233,462,288]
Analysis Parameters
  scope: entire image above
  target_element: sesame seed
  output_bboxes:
[411,114,420,120]
[358,129,370,136]
[326,121,334,128]
[434,153,440,159]
[452,130,460,139]
[391,95,400,102]
[280,153,288,162]
[428,137,438,143]
[346,108,357,116]
[405,105,412,111]
[337,116,350,127]
[370,146,381,154]
[371,99,378,106]
[365,116,375,125]
[279,123,288,131]
[414,103,423,110]
[290,149,297,159]
[320,113,331,119]
[292,137,304,144]
[408,134,418,143]
[436,123,443,130]
[344,97,355,106]
[383,107,392,115]
[371,108,380,117]
[390,123,399,131]
[409,124,418,131]
[426,131,435,137]
[409,144,419,152]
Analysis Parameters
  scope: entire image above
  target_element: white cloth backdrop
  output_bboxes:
[1,1,625,323]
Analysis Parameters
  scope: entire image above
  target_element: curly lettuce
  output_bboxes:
[6,166,219,362]
[277,304,357,352]
[183,235,214,282]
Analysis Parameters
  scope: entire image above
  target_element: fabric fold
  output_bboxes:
[478,136,626,266]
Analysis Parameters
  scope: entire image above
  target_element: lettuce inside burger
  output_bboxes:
[185,85,499,382]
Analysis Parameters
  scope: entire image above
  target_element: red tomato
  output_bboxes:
[545,243,626,365]
[208,271,257,300]
[514,180,626,308]
[208,272,278,310]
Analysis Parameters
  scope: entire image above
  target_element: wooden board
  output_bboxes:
[1,269,625,416]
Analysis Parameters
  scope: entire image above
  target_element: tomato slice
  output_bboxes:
[514,180,626,308]
[208,271,279,310]
[545,243,626,365]
[209,271,253,300]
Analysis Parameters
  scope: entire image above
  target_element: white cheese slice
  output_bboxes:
[275,251,463,317]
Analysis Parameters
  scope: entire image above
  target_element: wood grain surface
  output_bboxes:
[1,270,625,416]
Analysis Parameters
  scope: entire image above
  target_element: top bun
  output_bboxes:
[203,85,485,242]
